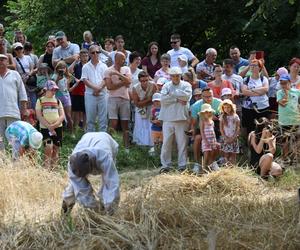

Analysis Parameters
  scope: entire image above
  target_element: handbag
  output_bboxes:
[16,57,37,87]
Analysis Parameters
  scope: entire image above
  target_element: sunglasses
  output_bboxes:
[170,41,179,44]
[90,51,100,55]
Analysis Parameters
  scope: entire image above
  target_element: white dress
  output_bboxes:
[133,82,154,146]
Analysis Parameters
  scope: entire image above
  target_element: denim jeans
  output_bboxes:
[84,92,108,132]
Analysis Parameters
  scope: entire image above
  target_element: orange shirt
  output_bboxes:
[208,80,235,99]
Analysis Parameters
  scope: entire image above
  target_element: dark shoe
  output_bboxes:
[159,166,170,174]
[178,166,186,173]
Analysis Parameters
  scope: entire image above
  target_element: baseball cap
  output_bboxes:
[193,88,202,96]
[169,66,182,75]
[55,31,65,39]
[44,80,59,91]
[276,67,288,77]
[12,42,23,50]
[178,54,188,62]
[221,88,232,97]
[279,74,291,81]
[152,93,161,101]
[29,131,43,149]
[0,54,8,59]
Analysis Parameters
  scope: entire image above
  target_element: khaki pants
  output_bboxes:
[160,121,188,168]
[0,117,18,150]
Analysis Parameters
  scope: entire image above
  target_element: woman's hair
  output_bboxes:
[146,41,160,58]
[183,67,196,82]
[289,57,300,67]
[160,53,171,61]
[129,51,141,64]
[24,42,33,51]
[251,59,263,70]
[55,60,71,79]
[83,30,93,40]
[254,117,269,142]
[114,35,124,42]
[104,37,114,45]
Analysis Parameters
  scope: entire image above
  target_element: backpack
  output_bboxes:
[244,75,264,86]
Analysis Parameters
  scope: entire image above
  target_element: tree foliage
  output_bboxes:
[3,0,300,70]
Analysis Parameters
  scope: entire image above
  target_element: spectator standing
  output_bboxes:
[167,33,199,68]
[229,46,249,74]
[288,57,300,89]
[38,40,55,71]
[104,52,132,151]
[141,41,161,79]
[0,23,11,51]
[196,48,217,81]
[99,38,114,66]
[13,30,27,45]
[0,53,28,150]
[159,67,192,173]
[52,31,80,67]
[208,64,235,99]
[82,30,97,50]
[81,45,108,132]
[109,35,131,66]
[69,49,89,130]
[132,71,156,146]
[154,53,171,82]
[150,93,163,153]
[0,38,16,69]
[183,68,207,90]
[129,51,142,93]
[241,59,270,134]
[24,42,38,69]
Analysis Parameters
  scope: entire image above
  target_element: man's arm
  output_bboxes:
[191,57,199,68]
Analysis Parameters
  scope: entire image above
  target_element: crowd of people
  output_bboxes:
[1,24,300,182]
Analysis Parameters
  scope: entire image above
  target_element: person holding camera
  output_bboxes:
[248,117,283,179]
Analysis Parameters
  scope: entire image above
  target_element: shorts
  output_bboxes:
[152,130,163,143]
[57,94,71,107]
[108,97,130,120]
[71,95,85,112]
[41,127,63,147]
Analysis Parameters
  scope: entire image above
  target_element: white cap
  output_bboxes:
[29,131,43,149]
[221,88,232,97]
[0,54,8,59]
[12,42,23,50]
[156,77,168,85]
[178,54,188,62]
[152,93,161,101]
[169,66,182,75]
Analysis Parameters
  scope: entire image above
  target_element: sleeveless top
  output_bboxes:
[133,82,155,118]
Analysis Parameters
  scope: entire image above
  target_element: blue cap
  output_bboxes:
[279,74,291,81]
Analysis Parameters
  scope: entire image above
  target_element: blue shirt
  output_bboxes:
[234,57,249,74]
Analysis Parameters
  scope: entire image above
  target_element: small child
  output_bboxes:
[35,80,65,169]
[36,63,52,97]
[178,54,188,74]
[150,93,163,154]
[52,60,74,135]
[221,88,233,101]
[219,99,240,164]
[21,109,37,127]
[199,103,219,169]
[156,77,168,92]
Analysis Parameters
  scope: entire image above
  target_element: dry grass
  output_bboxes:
[0,156,300,249]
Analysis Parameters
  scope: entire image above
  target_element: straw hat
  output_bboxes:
[200,103,215,113]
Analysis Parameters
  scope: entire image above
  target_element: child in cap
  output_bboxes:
[190,88,202,105]
[35,80,65,169]
[155,77,168,92]
[150,93,163,154]
[5,120,43,160]
[199,103,219,170]
[36,62,53,97]
[221,87,233,101]
[219,99,240,164]
[177,54,188,74]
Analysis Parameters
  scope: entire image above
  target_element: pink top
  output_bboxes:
[104,65,132,100]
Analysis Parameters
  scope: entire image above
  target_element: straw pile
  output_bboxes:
[0,157,300,249]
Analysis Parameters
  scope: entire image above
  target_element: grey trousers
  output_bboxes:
[0,117,19,150]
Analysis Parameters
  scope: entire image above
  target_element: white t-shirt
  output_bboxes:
[167,47,195,67]
[15,55,33,74]
[81,61,108,95]
[222,73,243,94]
[220,114,240,137]
[130,68,142,91]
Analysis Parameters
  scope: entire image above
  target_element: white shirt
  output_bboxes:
[81,60,108,95]
[14,55,33,74]
[0,70,27,119]
[222,73,243,94]
[167,47,195,67]
[130,68,142,90]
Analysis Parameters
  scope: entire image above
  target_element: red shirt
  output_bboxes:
[141,57,161,79]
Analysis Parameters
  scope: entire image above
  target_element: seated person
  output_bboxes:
[248,117,283,179]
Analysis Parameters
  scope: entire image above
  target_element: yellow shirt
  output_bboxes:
[35,96,63,129]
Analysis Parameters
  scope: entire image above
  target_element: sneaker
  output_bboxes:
[159,166,170,174]
[178,166,186,173]
[192,163,202,175]
[210,162,220,171]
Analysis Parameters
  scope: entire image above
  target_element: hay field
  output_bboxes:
[1,158,300,249]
